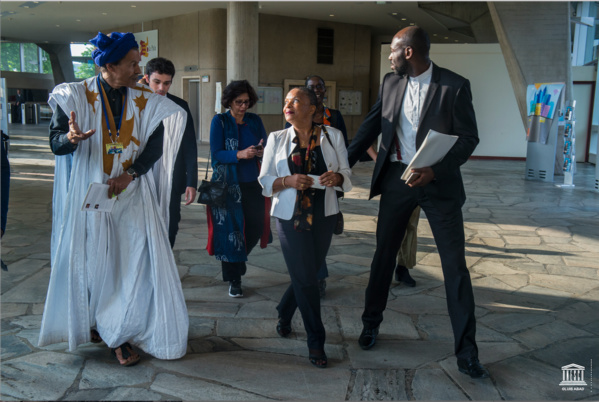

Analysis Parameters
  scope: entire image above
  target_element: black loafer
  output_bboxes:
[457,357,490,379]
[358,327,379,350]
[395,265,416,287]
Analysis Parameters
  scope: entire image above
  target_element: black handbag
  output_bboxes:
[333,211,344,235]
[197,151,227,208]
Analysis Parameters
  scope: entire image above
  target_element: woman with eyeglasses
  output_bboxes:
[259,87,352,368]
[208,80,271,298]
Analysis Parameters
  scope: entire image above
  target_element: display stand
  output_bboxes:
[556,100,576,188]
[525,84,565,183]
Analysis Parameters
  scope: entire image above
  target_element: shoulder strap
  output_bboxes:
[203,114,226,180]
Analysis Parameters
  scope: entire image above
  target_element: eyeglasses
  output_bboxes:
[307,84,325,91]
[234,99,250,106]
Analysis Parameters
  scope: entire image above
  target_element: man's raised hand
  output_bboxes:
[67,111,96,144]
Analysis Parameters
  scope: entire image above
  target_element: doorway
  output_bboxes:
[186,79,201,142]
[573,81,595,163]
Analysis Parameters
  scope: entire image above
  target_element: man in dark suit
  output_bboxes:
[347,26,488,379]
[14,89,23,123]
[144,57,198,247]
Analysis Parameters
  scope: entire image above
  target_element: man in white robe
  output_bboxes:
[39,32,189,366]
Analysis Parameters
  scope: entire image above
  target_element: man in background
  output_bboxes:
[14,89,23,123]
[144,57,198,247]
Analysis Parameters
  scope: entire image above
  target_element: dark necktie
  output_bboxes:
[393,135,402,161]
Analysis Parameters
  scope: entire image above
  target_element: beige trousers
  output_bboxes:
[396,206,421,269]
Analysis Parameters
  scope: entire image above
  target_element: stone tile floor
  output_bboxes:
[1,123,598,400]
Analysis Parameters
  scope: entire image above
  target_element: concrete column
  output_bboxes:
[488,2,572,128]
[37,43,76,85]
[226,2,259,88]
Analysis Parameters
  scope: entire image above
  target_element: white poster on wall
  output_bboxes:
[338,90,362,116]
[215,82,222,114]
[133,30,158,67]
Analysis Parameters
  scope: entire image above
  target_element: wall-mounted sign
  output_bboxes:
[256,87,282,115]
[133,30,158,67]
[338,90,362,116]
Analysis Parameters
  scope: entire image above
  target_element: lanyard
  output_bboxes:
[97,76,126,143]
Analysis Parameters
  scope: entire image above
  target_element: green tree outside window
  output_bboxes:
[23,43,39,73]
[42,50,52,74]
[74,47,96,79]
[0,43,21,72]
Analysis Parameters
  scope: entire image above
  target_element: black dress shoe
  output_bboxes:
[358,327,379,350]
[457,357,490,379]
[395,265,416,287]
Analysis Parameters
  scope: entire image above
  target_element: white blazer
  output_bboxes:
[259,126,352,220]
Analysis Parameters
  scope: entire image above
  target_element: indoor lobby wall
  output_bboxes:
[258,14,372,137]
[110,9,227,142]
[111,10,372,142]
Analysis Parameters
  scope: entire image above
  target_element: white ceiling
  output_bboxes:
[0,1,480,45]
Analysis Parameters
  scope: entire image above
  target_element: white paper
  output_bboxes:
[81,183,117,212]
[308,174,326,190]
[400,130,458,180]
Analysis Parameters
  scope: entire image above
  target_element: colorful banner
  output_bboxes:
[526,83,564,144]
[133,30,158,67]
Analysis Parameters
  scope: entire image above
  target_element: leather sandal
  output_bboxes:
[111,342,140,367]
[276,319,292,337]
[90,329,103,344]
[308,349,328,369]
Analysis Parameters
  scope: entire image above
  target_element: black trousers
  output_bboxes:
[276,203,337,351]
[168,187,183,248]
[221,181,265,282]
[362,162,478,360]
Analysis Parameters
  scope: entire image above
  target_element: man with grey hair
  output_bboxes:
[39,32,189,366]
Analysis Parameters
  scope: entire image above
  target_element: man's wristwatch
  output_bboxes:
[126,167,138,181]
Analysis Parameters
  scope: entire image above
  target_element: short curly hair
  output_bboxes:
[145,57,175,79]
[293,87,318,108]
[221,80,259,109]
[305,75,325,87]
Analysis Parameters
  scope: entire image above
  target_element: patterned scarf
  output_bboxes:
[289,125,320,231]
[322,106,332,126]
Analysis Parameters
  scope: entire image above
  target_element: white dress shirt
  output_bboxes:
[258,126,352,220]
[390,62,433,163]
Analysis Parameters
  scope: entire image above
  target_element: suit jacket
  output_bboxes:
[347,63,479,213]
[167,93,198,194]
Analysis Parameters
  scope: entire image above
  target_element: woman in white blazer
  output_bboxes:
[258,87,352,368]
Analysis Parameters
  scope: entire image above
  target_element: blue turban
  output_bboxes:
[89,32,138,67]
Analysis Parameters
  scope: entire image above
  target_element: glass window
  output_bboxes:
[22,43,40,73]
[72,43,96,79]
[0,43,21,72]
[41,49,52,74]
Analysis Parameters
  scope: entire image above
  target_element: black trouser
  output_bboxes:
[168,187,183,248]
[276,202,337,351]
[362,162,478,360]
[221,181,265,282]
